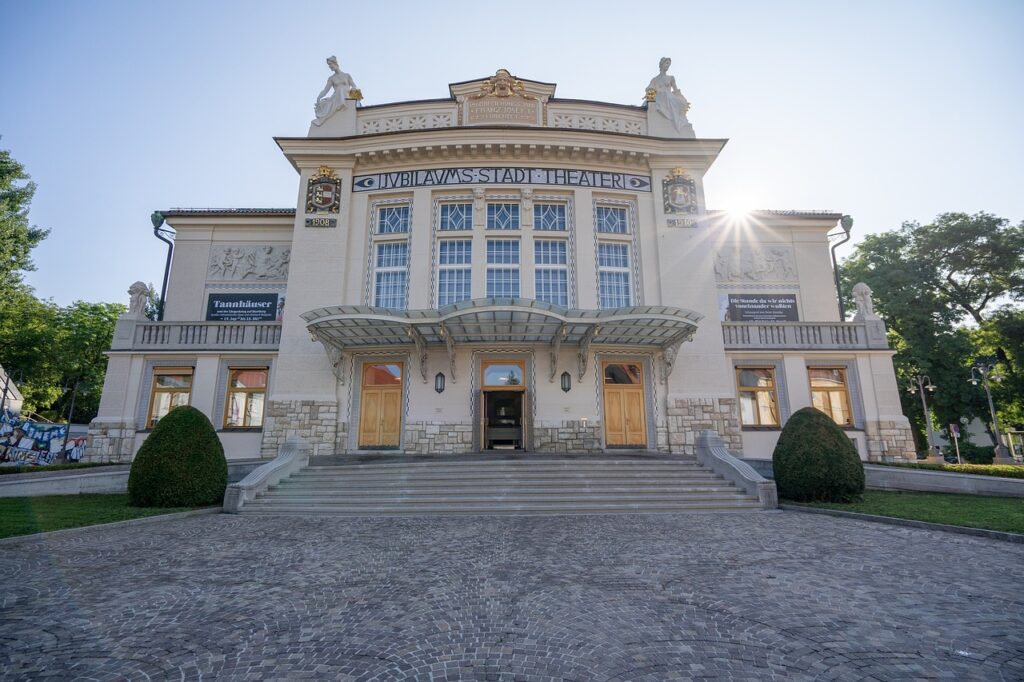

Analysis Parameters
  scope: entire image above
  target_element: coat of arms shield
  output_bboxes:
[662,167,698,216]
[305,166,341,214]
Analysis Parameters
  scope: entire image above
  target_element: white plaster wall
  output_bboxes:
[272,163,355,402]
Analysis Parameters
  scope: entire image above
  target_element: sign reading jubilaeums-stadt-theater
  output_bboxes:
[353,167,652,192]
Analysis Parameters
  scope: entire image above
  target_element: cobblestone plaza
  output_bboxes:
[2,512,1022,680]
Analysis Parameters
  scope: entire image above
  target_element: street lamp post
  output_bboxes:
[907,375,941,464]
[59,378,81,463]
[969,363,1013,464]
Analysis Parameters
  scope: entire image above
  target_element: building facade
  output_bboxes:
[87,61,916,463]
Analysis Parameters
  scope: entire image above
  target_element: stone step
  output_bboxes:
[291,470,723,482]
[271,482,738,494]
[251,491,752,504]
[243,457,762,516]
[304,460,702,472]
[239,501,764,516]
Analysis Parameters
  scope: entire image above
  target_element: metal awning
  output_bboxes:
[302,298,702,385]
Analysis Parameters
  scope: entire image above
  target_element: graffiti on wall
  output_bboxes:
[0,410,85,465]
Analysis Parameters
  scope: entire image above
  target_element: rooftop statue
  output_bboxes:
[646,57,693,136]
[312,56,361,127]
[852,282,880,321]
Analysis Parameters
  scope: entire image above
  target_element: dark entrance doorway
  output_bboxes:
[483,391,524,449]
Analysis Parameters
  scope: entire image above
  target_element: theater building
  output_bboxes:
[87,61,916,464]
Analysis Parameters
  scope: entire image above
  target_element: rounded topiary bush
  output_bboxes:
[772,406,865,502]
[128,406,228,507]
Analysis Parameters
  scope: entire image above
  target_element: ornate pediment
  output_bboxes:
[449,69,554,127]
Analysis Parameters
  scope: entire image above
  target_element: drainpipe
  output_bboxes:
[829,215,853,320]
[151,211,174,321]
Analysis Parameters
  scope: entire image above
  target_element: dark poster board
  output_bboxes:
[206,293,279,322]
[721,294,799,322]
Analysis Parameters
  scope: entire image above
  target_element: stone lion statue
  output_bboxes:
[127,281,150,319]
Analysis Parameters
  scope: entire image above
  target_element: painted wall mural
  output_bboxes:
[0,410,85,465]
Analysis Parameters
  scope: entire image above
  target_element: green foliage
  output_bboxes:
[0,294,124,422]
[0,462,120,476]
[127,406,227,507]
[0,147,50,290]
[949,441,995,465]
[869,460,1023,479]
[772,407,865,502]
[840,212,1024,452]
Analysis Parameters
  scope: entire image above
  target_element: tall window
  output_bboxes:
[597,242,631,308]
[534,204,567,231]
[736,367,779,427]
[147,368,193,428]
[486,239,520,298]
[438,239,472,306]
[224,367,268,428]
[534,240,568,306]
[377,205,410,234]
[373,241,409,309]
[487,203,520,230]
[596,205,628,234]
[809,367,853,426]
[440,203,472,231]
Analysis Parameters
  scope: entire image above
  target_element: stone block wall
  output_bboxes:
[533,420,603,453]
[261,399,337,457]
[402,421,474,454]
[85,421,137,462]
[865,419,916,462]
[666,397,742,455]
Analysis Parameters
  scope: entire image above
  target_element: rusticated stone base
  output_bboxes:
[84,421,137,462]
[261,400,337,457]
[865,419,916,462]
[402,422,473,454]
[533,421,603,453]
[666,398,742,455]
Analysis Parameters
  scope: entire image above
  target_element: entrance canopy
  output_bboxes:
[302,298,702,385]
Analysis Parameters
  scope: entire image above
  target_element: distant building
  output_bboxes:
[87,60,916,463]
[0,365,23,416]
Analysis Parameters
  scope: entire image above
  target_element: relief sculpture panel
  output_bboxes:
[208,245,291,281]
[713,245,796,282]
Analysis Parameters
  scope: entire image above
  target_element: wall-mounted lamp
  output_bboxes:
[434,372,446,394]
[560,371,572,393]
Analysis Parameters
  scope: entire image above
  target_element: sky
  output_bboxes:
[2,0,1023,307]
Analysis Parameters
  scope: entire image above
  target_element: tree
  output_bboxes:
[0,147,50,289]
[0,296,124,423]
[840,212,1023,452]
[908,212,1024,324]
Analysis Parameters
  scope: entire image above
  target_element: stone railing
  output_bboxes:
[721,321,887,350]
[125,321,282,351]
[696,430,777,509]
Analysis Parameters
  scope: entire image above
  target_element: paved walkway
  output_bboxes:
[2,512,1022,680]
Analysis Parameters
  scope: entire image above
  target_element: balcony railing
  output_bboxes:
[722,322,881,350]
[127,322,282,351]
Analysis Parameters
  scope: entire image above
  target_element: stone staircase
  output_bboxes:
[238,455,765,516]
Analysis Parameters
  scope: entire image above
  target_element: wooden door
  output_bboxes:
[358,363,403,448]
[602,362,647,447]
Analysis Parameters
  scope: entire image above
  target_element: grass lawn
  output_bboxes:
[0,494,206,539]
[794,490,1024,534]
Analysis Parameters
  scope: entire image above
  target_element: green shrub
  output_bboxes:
[772,407,865,502]
[870,461,1024,479]
[952,441,995,465]
[127,406,227,507]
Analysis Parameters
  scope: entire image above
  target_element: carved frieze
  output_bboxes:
[208,245,291,282]
[713,245,797,282]
[550,113,644,136]
[359,111,456,134]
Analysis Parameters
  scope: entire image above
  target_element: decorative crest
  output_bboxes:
[472,69,535,100]
[662,167,698,223]
[305,166,341,214]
